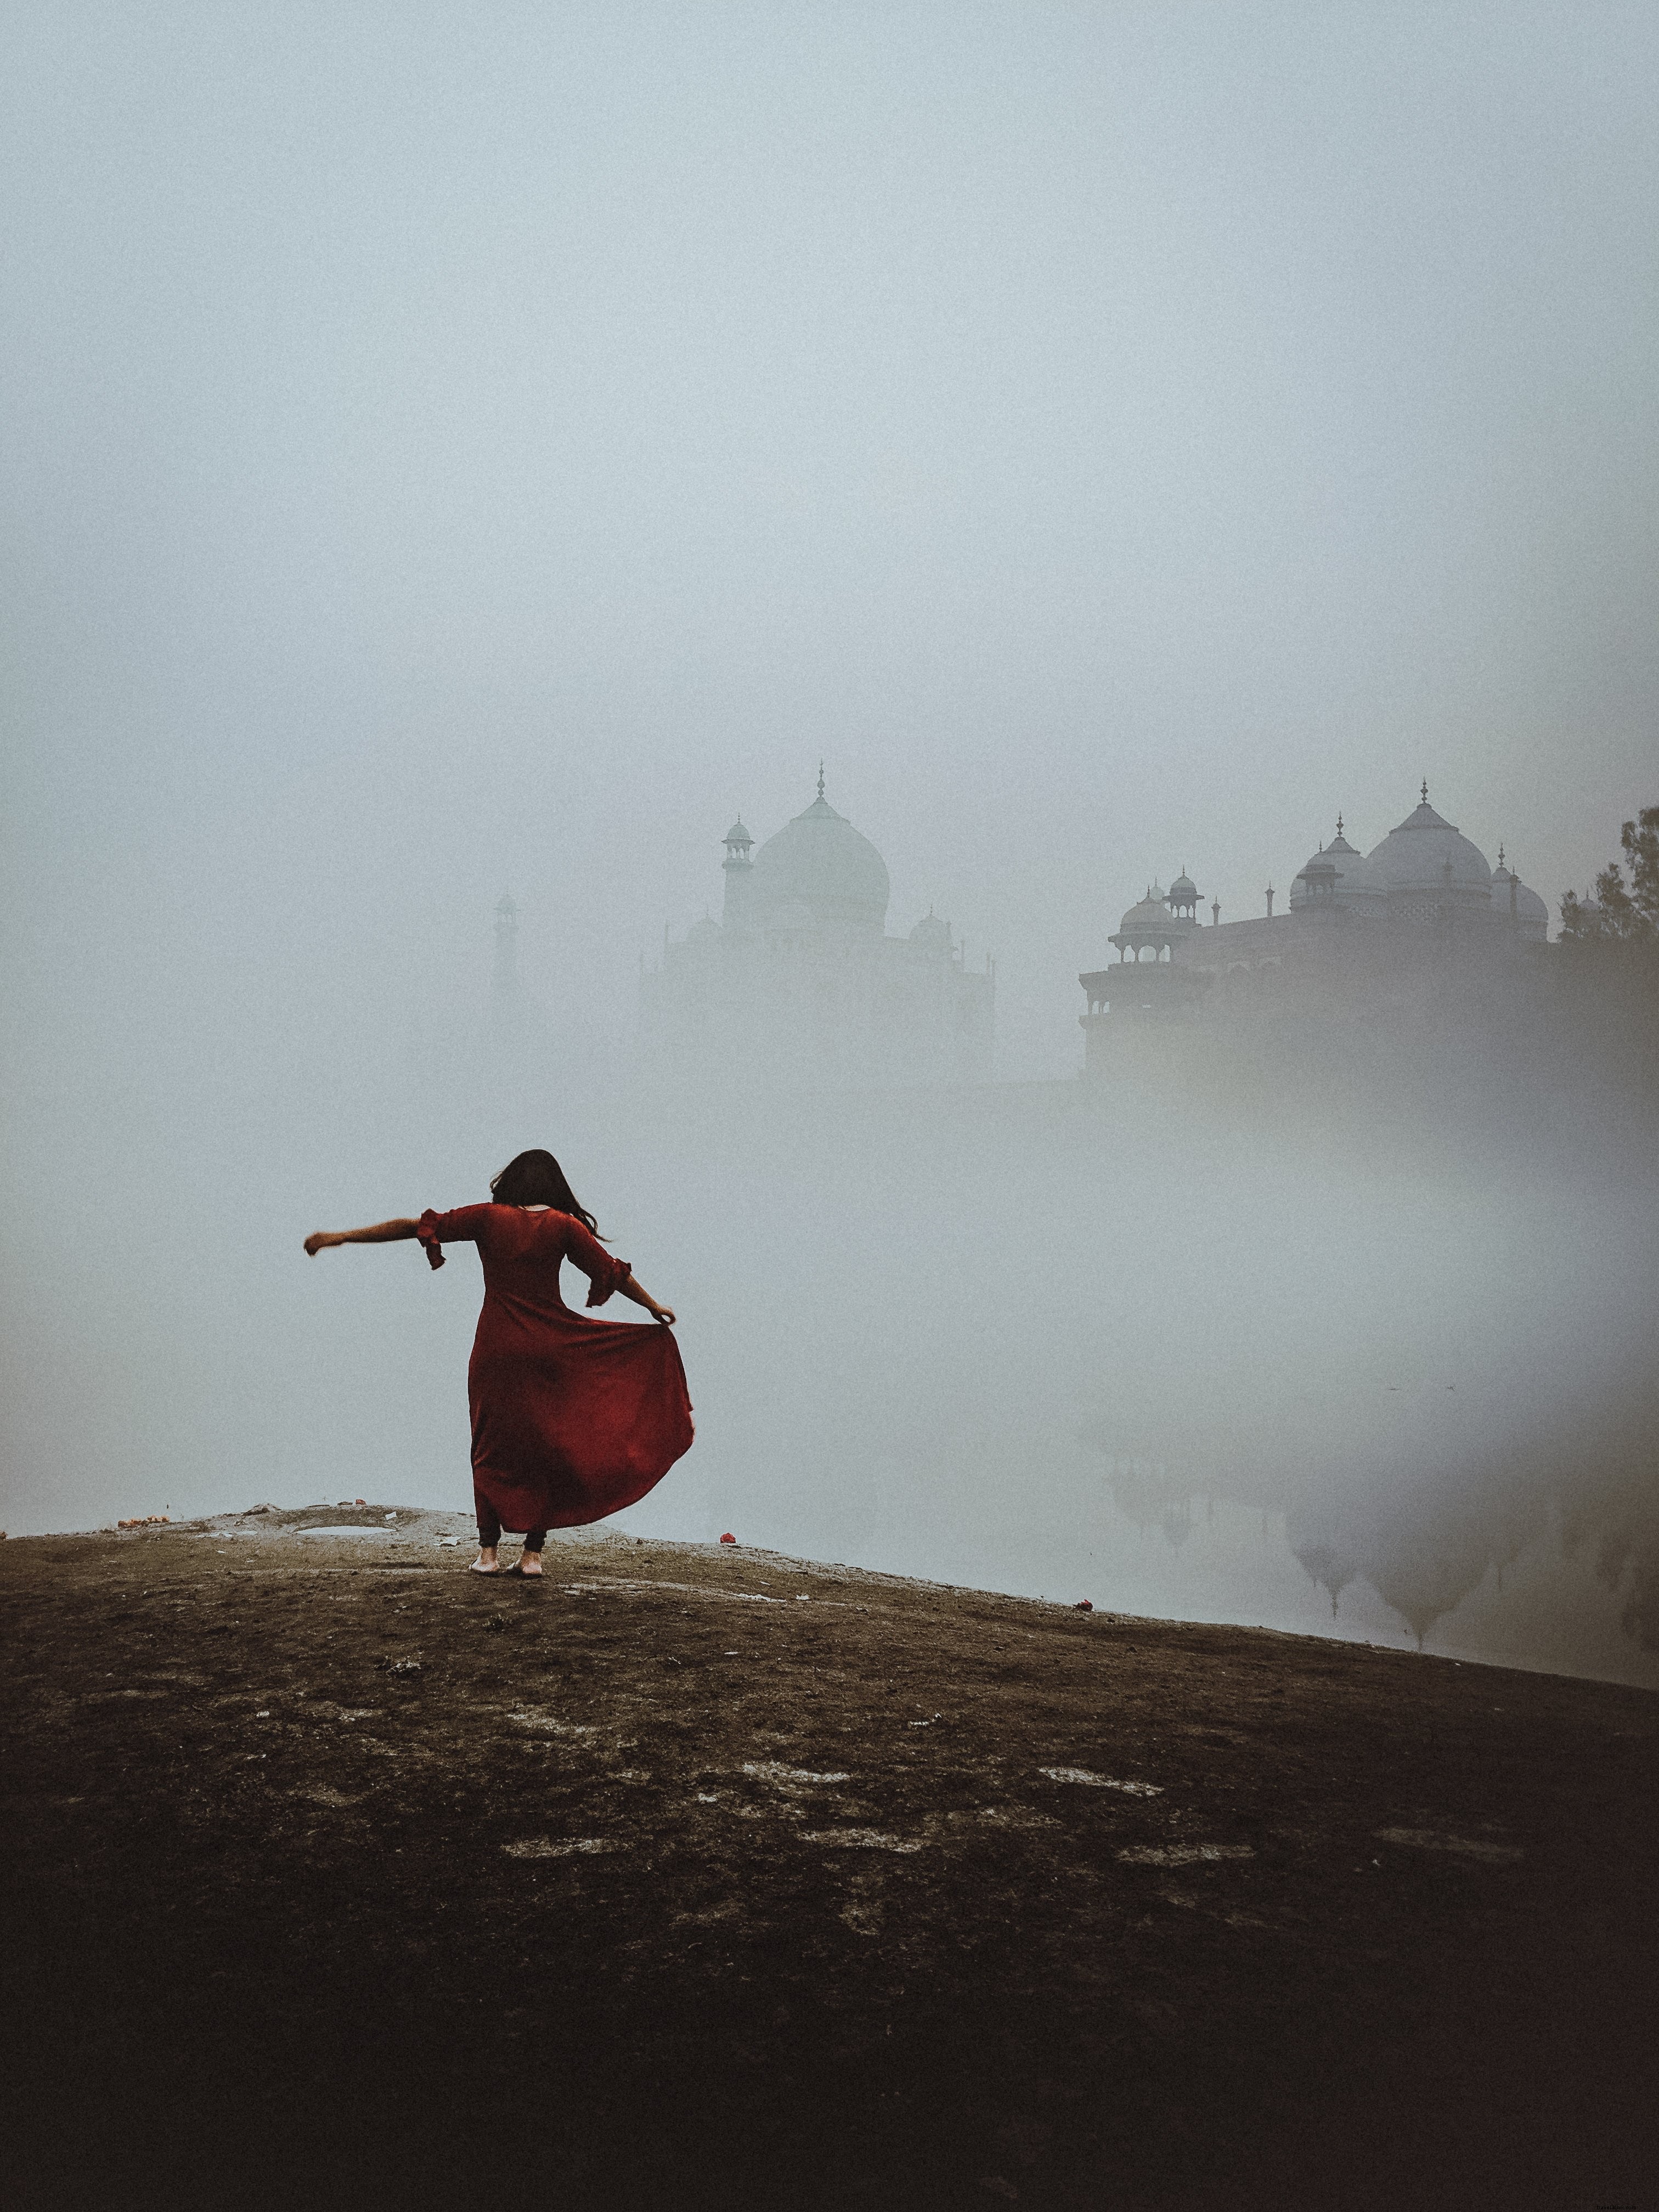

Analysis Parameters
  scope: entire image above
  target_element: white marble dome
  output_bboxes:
[1290,827,1388,917]
[1368,791,1492,906]
[1118,893,1171,933]
[749,787,890,933]
[1111,891,1186,954]
[1490,862,1550,943]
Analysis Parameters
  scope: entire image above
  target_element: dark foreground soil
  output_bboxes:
[2,1506,1655,2211]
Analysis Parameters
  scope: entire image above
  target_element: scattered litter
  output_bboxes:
[743,1761,852,1785]
[1073,1600,1094,1612]
[795,1594,810,1602]
[908,1715,944,1728]
[504,1837,625,1859]
[695,1792,721,1803]
[255,1709,272,1718]
[355,1498,366,1505]
[1040,1768,1162,1795]
[719,1533,737,1545]
[1117,1844,1253,1866]
[438,1536,460,1547]
[803,1829,922,1853]
[297,1526,395,1539]
[384,1513,397,1523]
[1375,1827,1523,1864]
[382,1658,422,1676]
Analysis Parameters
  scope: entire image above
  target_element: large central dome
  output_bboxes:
[1367,791,1492,901]
[749,785,890,933]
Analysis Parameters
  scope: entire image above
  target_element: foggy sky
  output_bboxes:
[4,7,1658,1680]
[6,6,1657,1064]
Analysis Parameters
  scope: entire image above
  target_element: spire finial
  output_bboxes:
[1420,778,1429,806]
[1498,841,1505,867]
[1335,811,1344,838]
[817,760,825,802]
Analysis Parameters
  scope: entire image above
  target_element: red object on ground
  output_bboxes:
[719,1532,736,1545]
[416,1204,693,1533]
[1074,1600,1093,1611]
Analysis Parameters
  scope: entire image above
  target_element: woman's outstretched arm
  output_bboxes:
[303,1219,420,1256]
[618,1272,676,1327]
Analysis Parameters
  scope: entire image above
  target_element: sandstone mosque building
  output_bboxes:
[640,770,995,1086]
[1079,785,1551,1075]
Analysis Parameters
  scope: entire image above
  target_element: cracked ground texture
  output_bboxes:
[2,1508,1655,2210]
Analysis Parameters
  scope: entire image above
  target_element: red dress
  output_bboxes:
[416,1204,693,1532]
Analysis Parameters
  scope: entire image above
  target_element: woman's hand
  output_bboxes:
[303,1232,338,1256]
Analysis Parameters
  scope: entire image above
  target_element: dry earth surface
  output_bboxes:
[2,1505,1655,2211]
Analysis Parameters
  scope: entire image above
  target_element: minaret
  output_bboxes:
[721,816,754,930]
[493,894,519,995]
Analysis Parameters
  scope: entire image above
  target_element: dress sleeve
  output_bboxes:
[416,1205,491,1272]
[563,1217,632,1308]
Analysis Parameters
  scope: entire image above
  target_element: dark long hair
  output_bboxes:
[489,1149,601,1234]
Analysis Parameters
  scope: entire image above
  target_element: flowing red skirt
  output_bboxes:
[419,1204,694,1533]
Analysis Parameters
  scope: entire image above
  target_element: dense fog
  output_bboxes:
[4,8,1657,1686]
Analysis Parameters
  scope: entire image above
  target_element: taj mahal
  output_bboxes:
[639,770,995,1086]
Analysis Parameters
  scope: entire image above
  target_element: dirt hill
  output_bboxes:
[2,1508,1654,2209]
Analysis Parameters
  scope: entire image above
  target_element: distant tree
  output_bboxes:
[1560,804,1659,943]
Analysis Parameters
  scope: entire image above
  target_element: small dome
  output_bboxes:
[723,818,752,848]
[1491,865,1549,941]
[1290,828,1387,916]
[749,786,890,933]
[1169,872,1199,900]
[1367,791,1492,900]
[1113,891,1184,944]
[909,912,952,952]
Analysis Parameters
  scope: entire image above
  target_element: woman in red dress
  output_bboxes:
[303,1150,692,1576]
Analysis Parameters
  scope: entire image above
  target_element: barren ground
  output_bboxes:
[2,1505,1655,2211]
